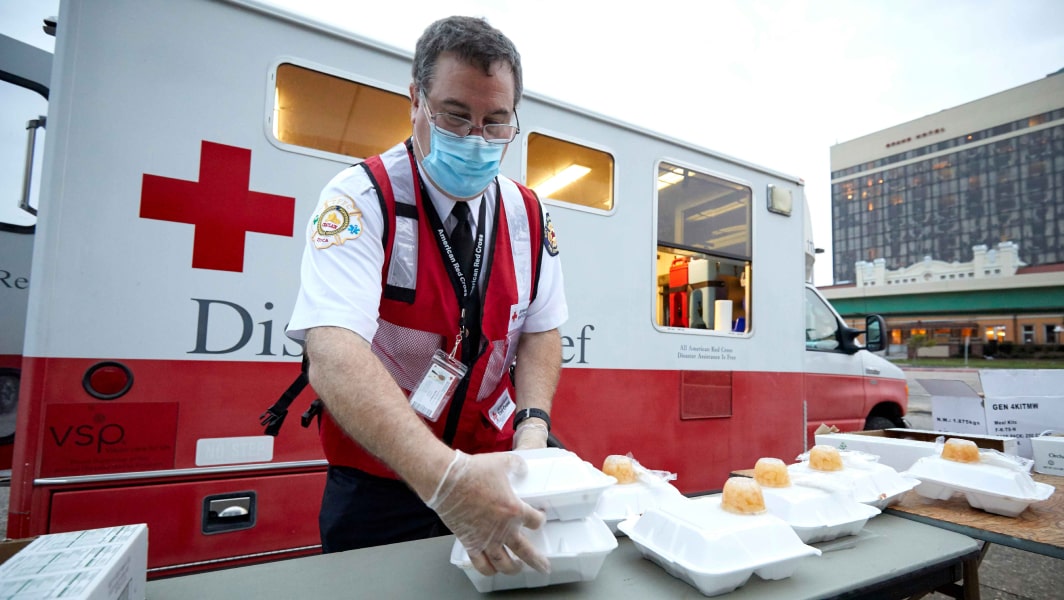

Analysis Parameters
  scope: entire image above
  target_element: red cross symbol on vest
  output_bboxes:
[140,141,296,272]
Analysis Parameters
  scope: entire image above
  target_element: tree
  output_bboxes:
[906,333,936,363]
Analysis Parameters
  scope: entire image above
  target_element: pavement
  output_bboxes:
[1,369,1060,598]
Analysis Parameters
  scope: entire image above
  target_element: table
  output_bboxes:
[886,472,1064,559]
[147,515,978,599]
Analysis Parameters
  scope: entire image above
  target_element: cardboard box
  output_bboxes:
[1030,433,1064,476]
[981,370,1064,459]
[920,378,987,435]
[815,428,1018,472]
[0,524,147,600]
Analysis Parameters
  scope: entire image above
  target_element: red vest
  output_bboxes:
[319,142,546,478]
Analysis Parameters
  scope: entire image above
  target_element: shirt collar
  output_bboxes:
[419,166,485,229]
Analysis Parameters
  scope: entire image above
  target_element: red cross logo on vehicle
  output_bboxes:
[139,141,296,272]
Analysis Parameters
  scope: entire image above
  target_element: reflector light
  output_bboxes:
[83,362,134,399]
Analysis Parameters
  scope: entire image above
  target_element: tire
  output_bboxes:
[864,416,897,431]
[0,368,19,445]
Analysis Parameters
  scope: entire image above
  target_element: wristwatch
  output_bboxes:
[512,407,551,432]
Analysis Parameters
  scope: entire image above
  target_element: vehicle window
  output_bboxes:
[805,287,840,350]
[272,63,410,159]
[526,133,614,211]
[655,162,751,332]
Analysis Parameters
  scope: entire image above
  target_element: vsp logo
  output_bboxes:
[48,413,124,453]
[189,298,304,357]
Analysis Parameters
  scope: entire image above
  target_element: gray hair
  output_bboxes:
[412,16,523,107]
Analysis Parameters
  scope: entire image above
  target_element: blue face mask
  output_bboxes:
[419,117,505,199]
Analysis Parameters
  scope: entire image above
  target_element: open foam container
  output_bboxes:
[903,454,1055,517]
[450,516,618,592]
[788,451,918,510]
[509,448,616,521]
[617,496,820,597]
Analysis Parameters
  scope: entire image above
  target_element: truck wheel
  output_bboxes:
[864,416,896,431]
[0,368,18,445]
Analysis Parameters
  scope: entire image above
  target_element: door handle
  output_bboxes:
[20,116,45,216]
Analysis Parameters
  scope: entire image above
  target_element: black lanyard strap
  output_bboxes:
[433,198,487,301]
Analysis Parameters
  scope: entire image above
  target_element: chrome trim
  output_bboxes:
[34,459,328,486]
[148,544,322,575]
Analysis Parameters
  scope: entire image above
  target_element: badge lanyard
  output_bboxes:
[433,197,488,359]
[408,175,498,422]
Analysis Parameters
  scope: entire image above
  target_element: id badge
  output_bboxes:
[485,388,517,432]
[409,349,468,422]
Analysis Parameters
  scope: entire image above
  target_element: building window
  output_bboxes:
[1022,325,1034,344]
[1046,324,1061,345]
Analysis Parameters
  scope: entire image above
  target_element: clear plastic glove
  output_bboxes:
[512,422,549,450]
[425,450,549,576]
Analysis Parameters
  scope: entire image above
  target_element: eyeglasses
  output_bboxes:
[421,95,520,144]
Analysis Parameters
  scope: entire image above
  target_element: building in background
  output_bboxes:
[824,69,1064,355]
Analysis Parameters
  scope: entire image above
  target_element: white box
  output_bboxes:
[0,524,148,600]
[1030,433,1064,476]
[981,370,1064,458]
[687,258,711,284]
[815,428,1018,472]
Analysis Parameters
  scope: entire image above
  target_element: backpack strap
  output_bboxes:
[260,354,312,436]
[260,143,414,436]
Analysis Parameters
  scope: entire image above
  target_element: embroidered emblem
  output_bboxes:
[543,212,559,256]
[313,196,363,249]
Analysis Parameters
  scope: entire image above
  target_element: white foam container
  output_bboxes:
[594,477,685,535]
[509,448,617,521]
[761,483,881,544]
[903,455,1055,517]
[617,496,821,597]
[450,516,618,592]
[788,452,919,510]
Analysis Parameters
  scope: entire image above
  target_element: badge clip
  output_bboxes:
[409,349,468,422]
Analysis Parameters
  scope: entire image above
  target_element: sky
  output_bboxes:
[3,0,1063,284]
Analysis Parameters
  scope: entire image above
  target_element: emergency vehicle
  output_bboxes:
[1,0,907,576]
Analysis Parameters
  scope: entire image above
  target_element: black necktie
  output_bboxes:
[449,202,474,281]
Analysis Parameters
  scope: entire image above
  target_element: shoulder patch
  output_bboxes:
[313,195,363,249]
[543,212,559,256]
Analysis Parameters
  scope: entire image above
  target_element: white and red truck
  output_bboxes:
[1,0,906,575]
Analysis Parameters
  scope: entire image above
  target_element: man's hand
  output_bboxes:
[424,450,550,576]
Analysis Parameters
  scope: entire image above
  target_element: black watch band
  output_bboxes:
[512,407,551,432]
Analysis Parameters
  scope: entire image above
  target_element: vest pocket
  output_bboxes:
[476,339,508,401]
[372,320,444,392]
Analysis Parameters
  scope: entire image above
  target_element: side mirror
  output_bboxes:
[838,325,863,354]
[865,315,886,353]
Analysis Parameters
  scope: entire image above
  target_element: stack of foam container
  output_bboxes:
[449,448,618,592]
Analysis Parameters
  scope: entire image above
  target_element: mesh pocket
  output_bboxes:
[372,320,444,392]
[477,339,508,400]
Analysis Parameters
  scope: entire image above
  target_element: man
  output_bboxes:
[286,16,567,577]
